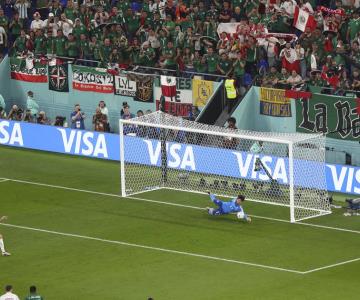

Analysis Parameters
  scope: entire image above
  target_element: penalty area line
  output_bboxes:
[303,257,360,274]
[0,222,303,275]
[2,177,360,235]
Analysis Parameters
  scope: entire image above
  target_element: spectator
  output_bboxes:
[121,105,135,120]
[0,285,19,300]
[30,12,43,31]
[37,111,50,125]
[286,70,304,88]
[137,110,144,117]
[92,107,108,132]
[14,0,30,23]
[26,91,39,118]
[70,104,85,129]
[24,286,43,300]
[188,105,200,121]
[224,117,238,149]
[0,24,7,55]
[58,13,74,38]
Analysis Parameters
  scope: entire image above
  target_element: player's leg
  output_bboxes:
[207,208,223,216]
[0,234,11,256]
[208,192,223,207]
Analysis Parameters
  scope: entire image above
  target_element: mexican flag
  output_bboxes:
[10,56,47,83]
[160,75,177,97]
[293,6,317,32]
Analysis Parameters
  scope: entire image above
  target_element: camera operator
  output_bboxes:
[7,105,23,121]
[92,107,108,132]
[22,109,34,122]
[37,111,50,125]
[70,104,85,129]
[53,116,68,127]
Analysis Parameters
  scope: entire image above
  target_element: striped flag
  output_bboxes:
[160,76,177,97]
[293,6,317,32]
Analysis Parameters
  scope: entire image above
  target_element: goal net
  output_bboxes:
[119,111,331,223]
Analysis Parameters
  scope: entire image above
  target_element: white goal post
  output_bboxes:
[119,111,331,223]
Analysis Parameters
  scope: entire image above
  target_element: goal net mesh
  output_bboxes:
[120,111,331,222]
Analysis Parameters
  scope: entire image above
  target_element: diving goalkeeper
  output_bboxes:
[206,192,251,222]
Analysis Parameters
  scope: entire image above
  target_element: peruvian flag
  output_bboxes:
[293,6,317,32]
[161,75,177,97]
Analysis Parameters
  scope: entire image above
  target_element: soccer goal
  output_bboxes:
[119,111,331,223]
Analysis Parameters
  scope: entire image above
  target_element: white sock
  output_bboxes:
[0,238,5,253]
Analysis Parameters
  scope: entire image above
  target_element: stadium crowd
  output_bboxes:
[0,0,359,94]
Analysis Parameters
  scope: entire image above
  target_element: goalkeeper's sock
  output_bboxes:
[0,238,5,253]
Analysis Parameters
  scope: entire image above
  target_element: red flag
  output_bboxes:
[285,90,312,99]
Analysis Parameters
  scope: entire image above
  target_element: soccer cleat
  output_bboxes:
[2,252,11,256]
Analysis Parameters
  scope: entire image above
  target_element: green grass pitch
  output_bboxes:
[0,146,359,299]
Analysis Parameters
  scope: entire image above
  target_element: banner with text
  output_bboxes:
[72,66,114,93]
[154,77,192,117]
[10,57,47,83]
[1,120,360,194]
[192,79,213,107]
[114,75,137,97]
[259,87,292,117]
[296,95,360,140]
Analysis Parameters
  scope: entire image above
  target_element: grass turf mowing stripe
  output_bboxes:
[0,222,304,275]
[1,177,360,235]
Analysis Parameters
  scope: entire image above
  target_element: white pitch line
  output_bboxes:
[0,222,303,275]
[303,257,360,274]
[0,179,9,183]
[2,177,360,235]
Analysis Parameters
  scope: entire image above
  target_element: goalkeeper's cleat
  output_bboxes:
[2,252,11,256]
[206,207,215,215]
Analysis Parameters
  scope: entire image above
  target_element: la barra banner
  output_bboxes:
[72,66,114,93]
[296,94,360,140]
[1,120,360,195]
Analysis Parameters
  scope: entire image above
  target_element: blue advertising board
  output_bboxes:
[1,120,360,195]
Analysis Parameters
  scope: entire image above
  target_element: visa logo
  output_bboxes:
[57,128,108,158]
[144,140,196,170]
[0,121,23,146]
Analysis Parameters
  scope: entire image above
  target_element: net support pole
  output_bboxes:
[160,111,168,186]
[119,120,126,197]
[288,142,295,223]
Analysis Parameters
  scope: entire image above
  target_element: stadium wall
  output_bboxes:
[1,119,360,195]
[232,86,360,166]
[0,57,221,132]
